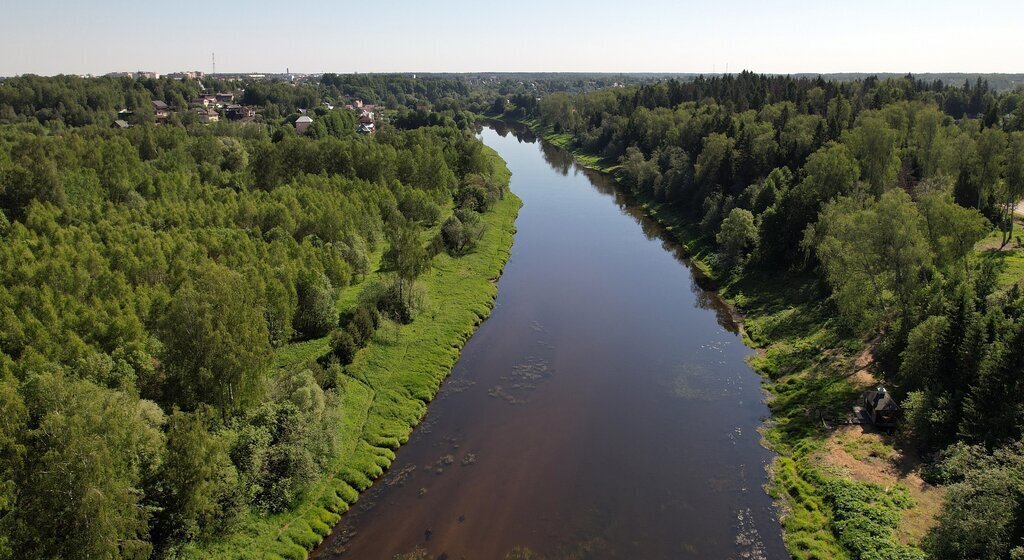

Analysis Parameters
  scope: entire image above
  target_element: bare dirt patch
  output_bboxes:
[818,425,944,546]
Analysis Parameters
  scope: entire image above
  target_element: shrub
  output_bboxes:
[329,329,358,365]
[293,271,336,339]
[344,321,365,348]
[375,281,417,324]
[399,190,442,226]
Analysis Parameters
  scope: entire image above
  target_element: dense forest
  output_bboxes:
[0,75,513,559]
[510,72,1024,559]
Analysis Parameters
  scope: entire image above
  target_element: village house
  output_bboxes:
[191,95,218,109]
[152,100,171,123]
[863,387,899,428]
[111,119,130,129]
[216,92,235,104]
[225,105,257,121]
[195,108,219,123]
[295,115,313,135]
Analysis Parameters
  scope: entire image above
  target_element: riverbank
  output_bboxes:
[188,147,521,560]
[509,117,935,560]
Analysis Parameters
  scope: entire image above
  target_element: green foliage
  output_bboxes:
[804,189,932,333]
[716,207,758,268]
[820,477,924,560]
[9,373,163,560]
[381,220,430,309]
[293,271,337,340]
[924,442,1024,560]
[329,328,358,365]
[160,262,272,417]
[440,209,485,256]
[149,410,241,547]
[0,97,517,558]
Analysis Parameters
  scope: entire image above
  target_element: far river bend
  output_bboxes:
[311,123,788,559]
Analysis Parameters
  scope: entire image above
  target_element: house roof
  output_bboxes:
[152,100,169,110]
[295,116,313,123]
[866,389,898,412]
[112,119,130,128]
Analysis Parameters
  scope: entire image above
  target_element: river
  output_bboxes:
[311,123,788,559]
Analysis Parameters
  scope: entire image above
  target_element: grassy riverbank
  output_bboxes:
[188,147,521,560]
[518,119,933,560]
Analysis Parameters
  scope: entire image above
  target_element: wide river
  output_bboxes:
[312,123,787,559]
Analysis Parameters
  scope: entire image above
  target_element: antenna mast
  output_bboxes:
[212,52,216,76]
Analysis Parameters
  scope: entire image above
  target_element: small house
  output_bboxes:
[196,108,219,123]
[295,115,313,135]
[111,119,130,129]
[225,105,257,121]
[152,100,171,122]
[863,387,899,428]
[356,122,375,134]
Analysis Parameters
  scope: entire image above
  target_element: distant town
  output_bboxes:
[105,69,379,134]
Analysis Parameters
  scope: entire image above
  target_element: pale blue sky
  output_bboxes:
[2,0,1021,75]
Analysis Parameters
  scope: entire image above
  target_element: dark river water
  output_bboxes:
[311,123,787,559]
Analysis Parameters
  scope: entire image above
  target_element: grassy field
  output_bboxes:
[519,120,934,560]
[977,215,1024,288]
[187,147,521,560]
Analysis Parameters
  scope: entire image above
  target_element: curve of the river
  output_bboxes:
[311,123,788,560]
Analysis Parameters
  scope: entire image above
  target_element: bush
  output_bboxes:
[350,306,377,344]
[343,321,365,348]
[374,281,418,324]
[293,271,336,339]
[440,213,483,256]
[329,329,358,365]
[399,190,442,226]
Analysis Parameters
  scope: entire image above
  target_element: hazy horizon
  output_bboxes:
[2,0,1022,76]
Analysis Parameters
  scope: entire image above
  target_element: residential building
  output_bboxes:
[295,115,313,135]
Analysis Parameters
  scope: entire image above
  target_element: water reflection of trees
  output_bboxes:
[540,141,574,176]
[485,123,743,335]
